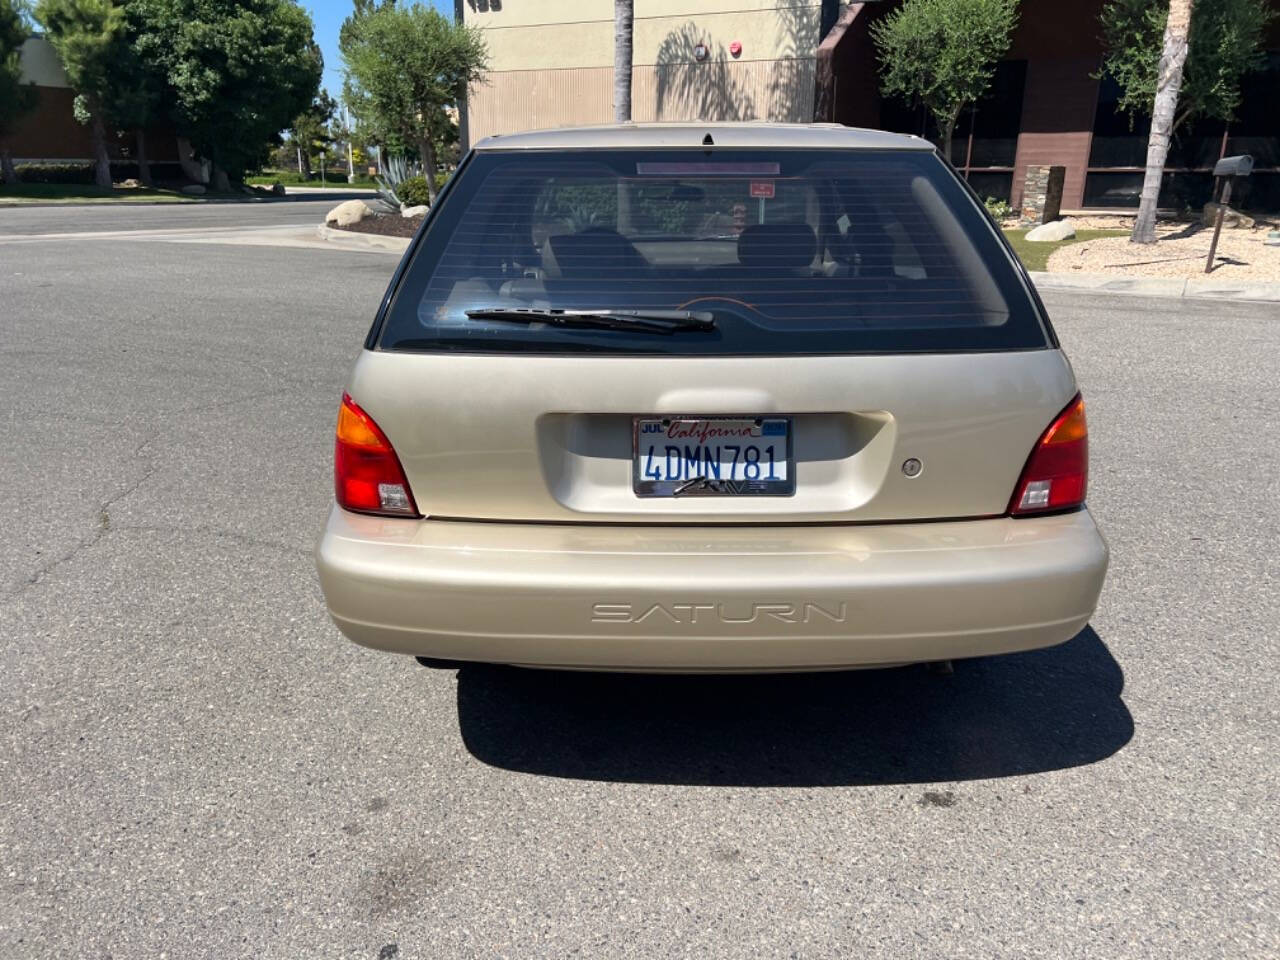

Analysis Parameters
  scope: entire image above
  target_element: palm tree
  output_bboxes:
[613,0,633,122]
[613,0,634,232]
[1132,0,1195,244]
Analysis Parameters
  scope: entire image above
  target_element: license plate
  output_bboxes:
[633,417,794,497]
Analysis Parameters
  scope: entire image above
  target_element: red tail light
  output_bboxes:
[334,393,419,517]
[1009,394,1088,516]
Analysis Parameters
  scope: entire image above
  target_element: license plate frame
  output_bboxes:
[632,416,795,497]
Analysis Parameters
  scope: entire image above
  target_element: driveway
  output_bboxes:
[0,195,359,236]
[1,208,1276,958]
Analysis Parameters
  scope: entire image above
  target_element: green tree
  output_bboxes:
[341,1,487,202]
[34,0,125,188]
[1100,0,1273,136]
[339,0,392,50]
[870,0,1019,152]
[338,0,396,172]
[1,0,39,183]
[101,3,168,186]
[129,0,322,188]
[288,88,337,178]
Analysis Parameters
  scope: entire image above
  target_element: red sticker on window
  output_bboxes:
[749,181,775,199]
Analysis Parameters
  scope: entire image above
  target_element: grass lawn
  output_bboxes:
[0,183,197,204]
[1003,228,1129,272]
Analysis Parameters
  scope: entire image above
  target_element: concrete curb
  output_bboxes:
[1030,270,1280,303]
[0,198,201,209]
[284,185,378,195]
[316,223,411,253]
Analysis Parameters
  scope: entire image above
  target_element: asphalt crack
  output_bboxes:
[6,436,159,600]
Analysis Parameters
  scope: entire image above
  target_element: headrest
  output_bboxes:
[737,223,817,270]
[542,227,647,277]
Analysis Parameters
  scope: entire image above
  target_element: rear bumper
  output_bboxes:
[316,507,1108,671]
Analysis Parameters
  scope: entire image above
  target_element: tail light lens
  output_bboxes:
[1009,394,1088,516]
[334,393,419,517]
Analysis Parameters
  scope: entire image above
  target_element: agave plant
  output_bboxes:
[565,203,603,232]
[375,155,414,211]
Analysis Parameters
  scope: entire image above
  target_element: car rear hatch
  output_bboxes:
[348,138,1071,525]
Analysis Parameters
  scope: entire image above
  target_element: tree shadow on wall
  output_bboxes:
[653,12,817,124]
[769,1,818,123]
[654,24,758,122]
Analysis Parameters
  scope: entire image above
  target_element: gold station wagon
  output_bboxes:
[316,122,1108,672]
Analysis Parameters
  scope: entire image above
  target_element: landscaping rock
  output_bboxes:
[1201,202,1254,229]
[1046,225,1280,281]
[326,199,373,227]
[271,183,286,196]
[1025,218,1076,242]
[401,204,428,218]
[180,184,206,196]
[119,178,140,189]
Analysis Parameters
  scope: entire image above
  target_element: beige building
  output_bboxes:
[461,0,821,146]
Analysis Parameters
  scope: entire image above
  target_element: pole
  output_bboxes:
[345,107,355,183]
[1205,177,1232,274]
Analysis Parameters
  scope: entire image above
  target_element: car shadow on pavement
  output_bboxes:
[453,626,1132,786]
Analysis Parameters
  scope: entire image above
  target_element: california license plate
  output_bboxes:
[633,417,794,497]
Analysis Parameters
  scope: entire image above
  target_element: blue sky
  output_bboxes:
[303,0,453,102]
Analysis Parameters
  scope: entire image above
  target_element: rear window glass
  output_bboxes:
[378,149,1049,355]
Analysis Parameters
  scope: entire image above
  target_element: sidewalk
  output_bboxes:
[1029,270,1280,303]
[316,224,412,253]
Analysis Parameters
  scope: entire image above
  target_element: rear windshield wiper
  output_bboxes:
[464,307,716,334]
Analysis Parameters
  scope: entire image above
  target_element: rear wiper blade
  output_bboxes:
[464,307,715,334]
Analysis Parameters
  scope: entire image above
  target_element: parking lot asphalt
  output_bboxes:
[1,207,1277,958]
[0,196,349,235]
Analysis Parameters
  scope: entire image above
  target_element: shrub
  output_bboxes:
[9,161,188,185]
[13,162,94,184]
[397,175,431,207]
[984,196,1012,220]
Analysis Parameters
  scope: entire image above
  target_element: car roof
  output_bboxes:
[472,122,934,153]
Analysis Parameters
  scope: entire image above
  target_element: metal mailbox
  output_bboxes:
[1205,154,1254,274]
[1212,155,1254,179]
